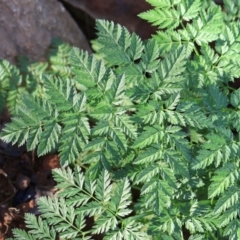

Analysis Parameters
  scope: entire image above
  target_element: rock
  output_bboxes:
[41,154,60,171]
[61,0,156,39]
[15,174,31,190]
[16,199,36,213]
[0,0,91,64]
[13,184,36,206]
[36,154,60,187]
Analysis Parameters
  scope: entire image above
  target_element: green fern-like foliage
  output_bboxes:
[8,167,148,240]
[223,0,240,22]
[2,0,240,239]
[139,0,240,90]
[0,39,72,114]
[0,60,23,114]
[139,0,222,55]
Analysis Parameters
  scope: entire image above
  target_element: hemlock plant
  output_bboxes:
[1,0,240,239]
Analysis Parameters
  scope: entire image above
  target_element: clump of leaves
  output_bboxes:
[0,38,72,114]
[2,0,240,239]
